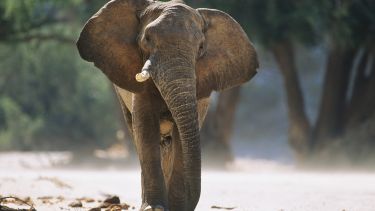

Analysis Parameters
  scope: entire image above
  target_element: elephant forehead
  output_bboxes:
[164,3,201,19]
[142,2,204,34]
[162,4,203,31]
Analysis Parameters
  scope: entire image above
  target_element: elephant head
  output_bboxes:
[77,0,258,210]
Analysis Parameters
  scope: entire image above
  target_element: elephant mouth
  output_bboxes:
[160,119,173,136]
[159,110,174,148]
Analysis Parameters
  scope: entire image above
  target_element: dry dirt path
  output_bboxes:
[0,153,375,211]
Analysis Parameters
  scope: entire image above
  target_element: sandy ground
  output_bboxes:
[1,152,375,211]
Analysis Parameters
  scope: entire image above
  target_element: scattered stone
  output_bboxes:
[56,196,65,203]
[105,204,123,211]
[88,208,101,211]
[100,202,111,209]
[104,196,120,204]
[37,196,53,205]
[90,196,132,211]
[36,196,53,200]
[103,203,131,211]
[211,205,236,210]
[77,197,95,203]
[120,203,131,210]
[69,200,83,208]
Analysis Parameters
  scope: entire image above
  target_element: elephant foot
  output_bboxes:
[143,205,165,211]
[141,203,166,211]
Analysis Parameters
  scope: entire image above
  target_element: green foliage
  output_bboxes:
[0,0,52,38]
[188,0,374,49]
[0,0,102,41]
[0,40,121,150]
[187,0,318,47]
[320,0,375,48]
[0,0,120,150]
[0,97,44,150]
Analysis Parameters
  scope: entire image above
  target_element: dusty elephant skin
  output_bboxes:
[76,0,258,210]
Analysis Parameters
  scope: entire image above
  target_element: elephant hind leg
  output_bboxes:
[160,126,186,211]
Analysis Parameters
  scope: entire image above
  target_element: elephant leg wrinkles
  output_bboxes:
[132,92,168,209]
[161,125,186,211]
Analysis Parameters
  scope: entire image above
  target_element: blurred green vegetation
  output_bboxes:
[0,0,121,150]
[190,0,374,48]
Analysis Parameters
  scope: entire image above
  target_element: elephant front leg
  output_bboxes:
[132,93,167,210]
[161,126,186,211]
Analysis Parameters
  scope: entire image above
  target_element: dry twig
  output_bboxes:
[0,196,36,211]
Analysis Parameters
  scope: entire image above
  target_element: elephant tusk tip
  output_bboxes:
[135,70,150,82]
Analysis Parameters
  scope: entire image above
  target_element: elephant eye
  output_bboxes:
[140,33,152,52]
[144,34,150,43]
[198,42,205,58]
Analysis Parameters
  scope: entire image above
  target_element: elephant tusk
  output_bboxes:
[135,70,150,82]
[136,59,152,82]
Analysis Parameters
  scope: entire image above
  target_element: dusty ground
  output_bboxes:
[1,152,375,211]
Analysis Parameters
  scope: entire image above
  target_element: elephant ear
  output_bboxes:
[77,0,151,93]
[196,8,259,99]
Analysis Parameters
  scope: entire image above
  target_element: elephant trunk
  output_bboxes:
[148,54,201,210]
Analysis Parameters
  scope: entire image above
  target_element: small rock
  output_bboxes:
[211,205,236,210]
[37,196,53,200]
[100,202,111,208]
[120,203,131,210]
[99,202,132,210]
[104,196,120,204]
[105,204,122,211]
[69,200,83,208]
[88,208,101,211]
[56,196,65,202]
[78,197,95,203]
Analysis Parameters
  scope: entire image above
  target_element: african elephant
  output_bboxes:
[76,0,258,210]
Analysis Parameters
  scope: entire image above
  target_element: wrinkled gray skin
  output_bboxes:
[76,0,258,210]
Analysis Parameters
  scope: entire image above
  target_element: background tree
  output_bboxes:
[0,0,125,151]
[189,0,375,164]
[313,0,375,158]
[188,0,315,161]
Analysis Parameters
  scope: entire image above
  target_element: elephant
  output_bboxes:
[76,0,258,210]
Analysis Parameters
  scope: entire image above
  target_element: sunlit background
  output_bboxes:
[1,0,375,210]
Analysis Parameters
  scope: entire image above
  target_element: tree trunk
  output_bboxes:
[271,40,311,160]
[346,46,375,130]
[201,87,241,165]
[313,46,355,150]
